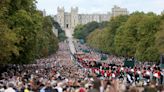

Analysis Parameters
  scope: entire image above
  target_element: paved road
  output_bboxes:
[65,29,76,54]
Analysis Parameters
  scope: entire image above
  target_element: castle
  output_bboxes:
[54,5,128,30]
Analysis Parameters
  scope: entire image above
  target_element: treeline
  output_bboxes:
[49,17,67,42]
[0,0,59,64]
[73,21,108,42]
[74,12,164,62]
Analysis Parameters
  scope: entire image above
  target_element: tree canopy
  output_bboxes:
[155,14,164,55]
[49,16,67,42]
[84,12,163,62]
[0,0,58,64]
[73,21,104,41]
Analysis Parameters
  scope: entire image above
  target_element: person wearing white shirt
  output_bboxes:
[0,84,5,92]
[4,83,16,92]
[55,82,63,92]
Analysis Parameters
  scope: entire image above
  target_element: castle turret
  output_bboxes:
[71,7,79,29]
[112,5,128,17]
[55,7,116,30]
[57,7,65,29]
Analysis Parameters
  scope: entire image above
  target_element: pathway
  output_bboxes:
[64,29,76,54]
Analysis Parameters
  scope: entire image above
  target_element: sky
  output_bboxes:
[36,0,164,15]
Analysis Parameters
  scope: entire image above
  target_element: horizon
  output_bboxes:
[36,0,164,15]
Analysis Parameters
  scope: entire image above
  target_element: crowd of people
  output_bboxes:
[0,41,163,92]
[0,42,83,92]
[74,42,124,66]
[74,41,164,91]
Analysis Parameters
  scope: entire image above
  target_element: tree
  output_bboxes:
[0,22,19,63]
[87,28,112,53]
[87,15,129,55]
[109,15,129,31]
[8,0,36,15]
[73,21,99,41]
[0,0,59,64]
[135,13,160,62]
[86,12,161,62]
[155,15,164,55]
[42,16,59,55]
[107,15,129,54]
[8,10,38,64]
[114,13,142,57]
[48,16,66,42]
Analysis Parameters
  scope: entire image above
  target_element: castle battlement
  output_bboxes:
[54,6,128,30]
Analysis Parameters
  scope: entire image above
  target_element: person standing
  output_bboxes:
[4,83,16,92]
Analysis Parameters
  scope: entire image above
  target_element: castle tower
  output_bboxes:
[57,7,65,29]
[43,9,46,16]
[112,5,128,17]
[71,7,79,29]
[162,10,164,15]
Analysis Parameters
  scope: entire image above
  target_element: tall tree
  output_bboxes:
[49,16,67,41]
[0,22,19,63]
[114,13,142,57]
[73,21,99,41]
[135,13,160,62]
[0,0,59,64]
[87,28,112,53]
[87,12,161,62]
[155,14,164,55]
